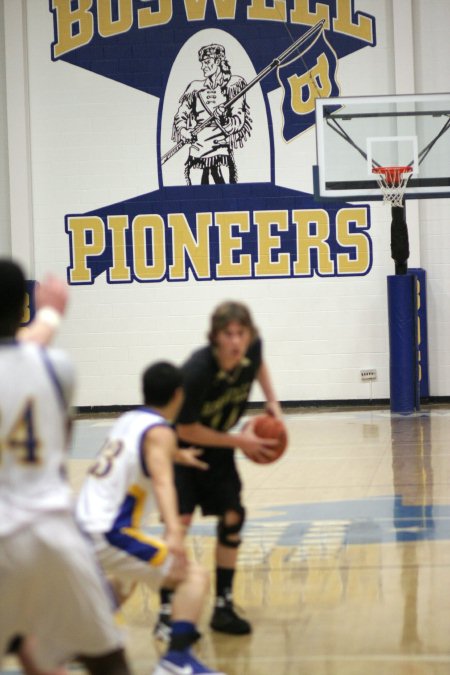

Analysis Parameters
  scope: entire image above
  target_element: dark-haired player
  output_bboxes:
[76,361,225,675]
[0,258,132,675]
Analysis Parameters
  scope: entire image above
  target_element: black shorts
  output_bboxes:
[174,450,242,517]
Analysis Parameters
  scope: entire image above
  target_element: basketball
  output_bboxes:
[251,414,288,464]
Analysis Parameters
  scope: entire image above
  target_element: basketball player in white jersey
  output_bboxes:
[0,259,132,675]
[76,361,226,675]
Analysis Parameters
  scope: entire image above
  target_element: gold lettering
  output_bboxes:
[333,0,374,43]
[22,292,31,325]
[215,212,251,278]
[132,215,166,280]
[292,209,333,275]
[138,0,173,28]
[51,0,94,58]
[65,207,372,284]
[98,0,133,38]
[168,213,211,280]
[202,384,251,417]
[288,53,336,116]
[290,0,330,28]
[184,0,237,20]
[254,211,290,276]
[50,0,375,60]
[335,208,370,274]
[67,216,106,284]
[108,216,131,281]
[248,0,286,22]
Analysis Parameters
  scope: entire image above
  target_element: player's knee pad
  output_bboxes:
[217,506,246,548]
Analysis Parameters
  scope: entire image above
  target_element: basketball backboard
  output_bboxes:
[314,93,450,201]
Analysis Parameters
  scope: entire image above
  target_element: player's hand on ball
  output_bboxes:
[240,414,288,464]
[237,421,279,464]
[244,444,280,464]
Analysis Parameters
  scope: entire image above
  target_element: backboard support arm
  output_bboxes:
[415,115,450,166]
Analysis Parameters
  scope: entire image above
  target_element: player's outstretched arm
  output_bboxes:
[144,426,187,567]
[257,360,283,418]
[18,274,68,345]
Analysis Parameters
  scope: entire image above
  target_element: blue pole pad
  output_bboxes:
[387,275,418,414]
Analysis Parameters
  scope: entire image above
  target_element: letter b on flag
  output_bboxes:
[277,32,340,142]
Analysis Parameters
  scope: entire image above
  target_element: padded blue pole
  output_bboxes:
[387,274,419,414]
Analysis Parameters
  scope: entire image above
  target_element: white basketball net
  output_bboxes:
[373,166,413,208]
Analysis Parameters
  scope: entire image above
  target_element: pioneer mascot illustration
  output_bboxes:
[171,43,252,185]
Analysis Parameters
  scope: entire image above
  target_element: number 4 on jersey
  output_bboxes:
[0,400,40,464]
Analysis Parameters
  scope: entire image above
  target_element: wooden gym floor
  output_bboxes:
[3,405,450,674]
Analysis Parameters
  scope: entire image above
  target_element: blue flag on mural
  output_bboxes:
[277,31,340,142]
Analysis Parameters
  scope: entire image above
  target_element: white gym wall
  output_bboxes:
[0,0,449,407]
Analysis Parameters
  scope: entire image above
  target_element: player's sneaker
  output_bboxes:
[153,604,172,643]
[152,649,226,675]
[210,595,251,635]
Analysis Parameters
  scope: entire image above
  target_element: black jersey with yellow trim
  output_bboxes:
[177,338,262,442]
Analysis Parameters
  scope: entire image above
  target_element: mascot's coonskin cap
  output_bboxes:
[199,44,225,61]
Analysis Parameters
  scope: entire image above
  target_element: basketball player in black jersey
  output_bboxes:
[155,301,282,638]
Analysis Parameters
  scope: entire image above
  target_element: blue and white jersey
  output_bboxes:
[77,408,169,538]
[0,341,75,536]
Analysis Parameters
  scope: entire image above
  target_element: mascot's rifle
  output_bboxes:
[161,19,325,165]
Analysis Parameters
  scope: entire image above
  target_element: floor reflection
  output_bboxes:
[391,414,434,537]
[4,408,450,675]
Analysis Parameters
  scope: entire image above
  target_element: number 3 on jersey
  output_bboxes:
[89,439,123,478]
[0,400,40,464]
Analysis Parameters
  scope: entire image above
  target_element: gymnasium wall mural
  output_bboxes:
[49,0,376,286]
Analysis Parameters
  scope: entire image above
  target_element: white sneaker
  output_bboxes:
[152,648,226,675]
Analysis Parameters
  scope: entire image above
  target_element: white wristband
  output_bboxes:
[36,307,62,329]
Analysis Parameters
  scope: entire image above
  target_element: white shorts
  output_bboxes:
[90,532,173,590]
[0,512,123,671]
